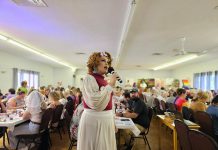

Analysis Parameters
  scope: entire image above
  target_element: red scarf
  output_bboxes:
[83,73,112,110]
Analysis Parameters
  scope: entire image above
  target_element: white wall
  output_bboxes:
[74,69,87,89]
[0,51,54,93]
[172,59,218,87]
[74,68,173,88]
[53,68,75,88]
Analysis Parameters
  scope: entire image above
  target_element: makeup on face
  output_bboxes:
[97,56,109,75]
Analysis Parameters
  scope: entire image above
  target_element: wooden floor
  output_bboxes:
[0,117,175,150]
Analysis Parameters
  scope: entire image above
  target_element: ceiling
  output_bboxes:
[1,0,218,70]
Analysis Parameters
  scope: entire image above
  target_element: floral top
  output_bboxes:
[70,103,84,140]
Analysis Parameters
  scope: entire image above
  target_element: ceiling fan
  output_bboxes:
[173,37,207,56]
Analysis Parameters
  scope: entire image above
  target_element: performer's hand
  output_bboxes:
[109,73,117,87]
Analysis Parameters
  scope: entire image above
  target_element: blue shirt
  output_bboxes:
[206,105,218,135]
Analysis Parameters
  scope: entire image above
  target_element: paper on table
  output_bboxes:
[115,118,134,129]
[172,120,198,127]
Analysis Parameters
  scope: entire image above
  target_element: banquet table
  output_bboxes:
[115,117,140,149]
[157,115,200,150]
[0,113,27,149]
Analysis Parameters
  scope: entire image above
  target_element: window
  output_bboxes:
[17,69,40,89]
[193,73,200,89]
[193,71,213,91]
[215,71,218,91]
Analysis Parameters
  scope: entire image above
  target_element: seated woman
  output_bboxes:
[189,91,208,112]
[175,88,188,112]
[8,90,46,149]
[59,91,68,107]
[6,88,16,100]
[0,93,6,136]
[0,92,6,113]
[7,90,26,110]
[70,102,84,140]
[48,91,62,127]
[48,91,62,109]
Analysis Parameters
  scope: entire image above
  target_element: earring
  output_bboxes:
[93,67,98,73]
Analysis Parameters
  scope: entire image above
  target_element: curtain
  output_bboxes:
[12,68,18,89]
[193,73,200,89]
[200,72,206,91]
[206,71,212,90]
[215,71,218,91]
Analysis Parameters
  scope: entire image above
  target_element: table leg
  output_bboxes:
[116,129,121,150]
[173,128,177,150]
[3,129,9,150]
[158,118,161,150]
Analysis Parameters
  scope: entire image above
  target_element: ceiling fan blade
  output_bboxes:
[174,53,181,56]
[186,51,199,54]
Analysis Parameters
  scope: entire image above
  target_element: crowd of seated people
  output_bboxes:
[0,81,86,149]
[0,80,218,149]
[142,86,218,144]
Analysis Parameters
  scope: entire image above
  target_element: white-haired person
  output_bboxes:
[77,52,118,150]
[8,90,47,149]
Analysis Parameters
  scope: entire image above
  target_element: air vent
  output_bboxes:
[11,0,47,7]
[152,52,163,56]
[136,65,141,68]
[75,52,86,55]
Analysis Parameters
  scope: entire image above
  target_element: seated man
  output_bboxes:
[121,88,149,148]
[120,91,132,110]
[206,95,218,142]
[7,90,26,110]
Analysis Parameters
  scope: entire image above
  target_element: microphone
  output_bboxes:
[108,67,123,83]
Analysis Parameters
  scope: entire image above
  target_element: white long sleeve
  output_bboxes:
[81,74,113,111]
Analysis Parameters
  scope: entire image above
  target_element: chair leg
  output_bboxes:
[68,139,74,150]
[3,133,8,150]
[16,139,21,150]
[68,128,71,140]
[58,128,62,140]
[145,136,151,150]
[6,131,10,145]
[128,136,133,146]
[143,135,147,145]
[48,133,52,146]
[62,126,65,134]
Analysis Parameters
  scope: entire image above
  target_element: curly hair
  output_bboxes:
[197,91,208,100]
[87,52,112,73]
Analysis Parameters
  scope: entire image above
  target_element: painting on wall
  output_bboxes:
[182,79,191,88]
[137,78,155,88]
[172,79,180,88]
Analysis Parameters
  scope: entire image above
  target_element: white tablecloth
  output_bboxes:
[115,117,140,136]
[0,117,26,131]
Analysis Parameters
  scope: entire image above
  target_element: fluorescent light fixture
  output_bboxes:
[0,34,8,41]
[1,34,76,71]
[115,0,136,67]
[8,39,42,55]
[152,55,198,70]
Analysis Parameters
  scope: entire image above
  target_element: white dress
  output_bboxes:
[77,74,117,150]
